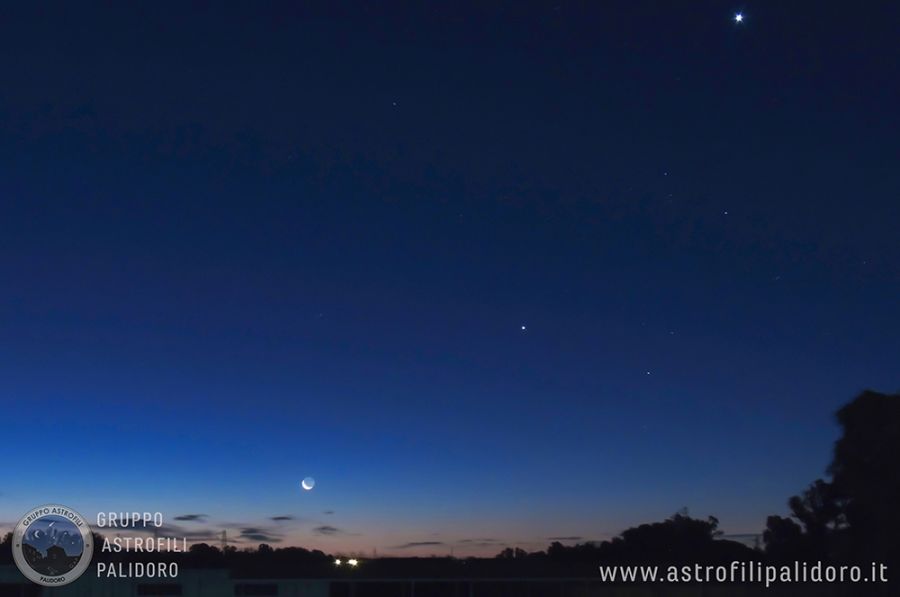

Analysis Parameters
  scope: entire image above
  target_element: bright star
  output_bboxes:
[520,325,527,331]
[734,13,744,23]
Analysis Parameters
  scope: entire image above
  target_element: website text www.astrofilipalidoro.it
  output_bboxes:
[598,561,889,588]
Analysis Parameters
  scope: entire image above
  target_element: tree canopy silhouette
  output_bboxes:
[592,512,755,565]
[764,390,900,565]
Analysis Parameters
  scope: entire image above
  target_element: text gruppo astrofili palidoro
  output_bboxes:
[96,512,184,578]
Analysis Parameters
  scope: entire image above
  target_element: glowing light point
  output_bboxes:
[348,559,359,566]
[335,559,342,566]
[734,13,744,23]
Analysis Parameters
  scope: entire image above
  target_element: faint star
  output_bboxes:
[520,325,527,331]
[734,13,744,23]
[646,371,651,375]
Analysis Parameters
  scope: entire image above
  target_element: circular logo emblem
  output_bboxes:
[12,504,93,586]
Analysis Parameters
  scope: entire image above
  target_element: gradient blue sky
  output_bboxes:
[1,2,898,556]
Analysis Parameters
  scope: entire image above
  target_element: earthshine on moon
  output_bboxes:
[301,477,316,491]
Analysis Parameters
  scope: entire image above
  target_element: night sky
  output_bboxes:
[1,2,898,556]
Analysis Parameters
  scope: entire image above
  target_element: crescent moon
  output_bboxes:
[301,477,315,491]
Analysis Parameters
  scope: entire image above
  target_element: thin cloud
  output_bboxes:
[313,525,342,536]
[270,516,294,521]
[174,514,208,522]
[241,533,281,542]
[547,536,583,541]
[458,538,501,546]
[459,538,498,543]
[394,541,444,549]
[239,527,283,543]
[180,529,223,541]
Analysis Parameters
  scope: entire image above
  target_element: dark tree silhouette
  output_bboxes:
[592,513,756,565]
[764,478,847,560]
[495,547,529,559]
[766,478,849,560]
[764,390,900,566]
[762,515,805,561]
[829,390,900,564]
[787,479,846,538]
